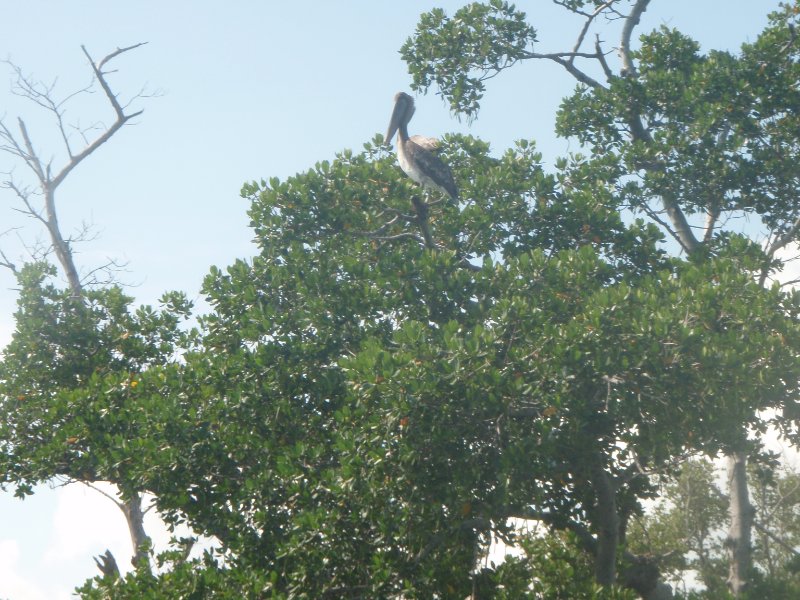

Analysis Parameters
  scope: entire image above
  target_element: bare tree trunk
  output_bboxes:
[121,491,151,569]
[592,464,619,587]
[726,450,753,597]
[43,188,82,295]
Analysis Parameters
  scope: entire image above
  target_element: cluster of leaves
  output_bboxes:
[401,0,536,118]
[404,1,800,252]
[490,531,637,599]
[557,16,800,233]
[0,262,193,498]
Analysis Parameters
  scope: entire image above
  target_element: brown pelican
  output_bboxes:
[386,92,458,200]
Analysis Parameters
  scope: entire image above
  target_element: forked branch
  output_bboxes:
[0,42,148,292]
[50,43,147,189]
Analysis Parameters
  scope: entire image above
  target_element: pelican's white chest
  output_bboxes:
[397,140,440,193]
[397,142,421,185]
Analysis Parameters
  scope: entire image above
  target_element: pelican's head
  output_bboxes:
[386,92,415,145]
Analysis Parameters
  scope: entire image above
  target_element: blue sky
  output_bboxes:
[0,1,784,597]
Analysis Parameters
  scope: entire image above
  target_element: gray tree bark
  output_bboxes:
[592,464,620,586]
[121,490,152,568]
[726,450,753,596]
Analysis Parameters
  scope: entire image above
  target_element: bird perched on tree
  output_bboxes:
[385,92,458,200]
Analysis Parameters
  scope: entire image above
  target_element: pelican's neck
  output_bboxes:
[397,120,410,143]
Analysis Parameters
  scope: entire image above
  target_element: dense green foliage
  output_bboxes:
[56,136,800,597]
[0,262,192,498]
[3,1,800,598]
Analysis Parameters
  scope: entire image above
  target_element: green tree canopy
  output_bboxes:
[4,3,800,598]
[78,135,800,597]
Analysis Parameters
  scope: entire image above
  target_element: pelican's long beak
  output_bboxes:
[385,92,414,145]
[385,100,403,145]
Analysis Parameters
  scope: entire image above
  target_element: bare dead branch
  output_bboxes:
[634,200,688,252]
[553,0,619,19]
[753,520,800,557]
[1,178,47,225]
[3,60,95,159]
[530,50,607,61]
[81,257,131,287]
[93,549,121,579]
[571,1,617,60]
[595,35,614,80]
[122,81,163,112]
[0,245,18,273]
[619,0,651,78]
[82,43,146,118]
[779,276,800,289]
[96,42,148,71]
[703,206,721,243]
[0,117,49,182]
[523,50,606,88]
[0,43,148,295]
[82,480,125,510]
[766,213,800,260]
[47,44,147,190]
[70,119,105,148]
[15,118,45,180]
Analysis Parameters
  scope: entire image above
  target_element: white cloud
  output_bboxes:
[43,483,133,570]
[0,482,218,600]
[0,539,50,600]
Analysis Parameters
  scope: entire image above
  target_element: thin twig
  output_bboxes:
[571,1,617,60]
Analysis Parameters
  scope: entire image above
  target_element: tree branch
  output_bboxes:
[415,516,492,565]
[703,207,721,243]
[1,179,47,226]
[595,35,614,80]
[1,43,148,293]
[753,520,800,557]
[619,0,651,78]
[504,505,598,554]
[3,59,95,160]
[571,1,618,60]
[0,245,18,273]
[766,213,800,260]
[49,44,146,189]
[524,51,605,89]
[0,118,46,181]
[82,480,126,511]
[93,549,121,579]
